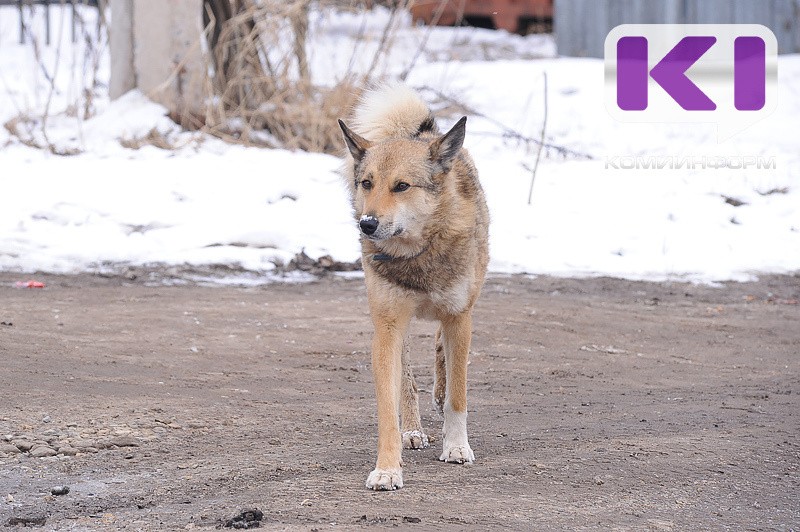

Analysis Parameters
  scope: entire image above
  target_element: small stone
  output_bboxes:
[5,494,14,503]
[78,447,99,454]
[593,476,605,485]
[30,446,58,458]
[224,508,263,529]
[58,446,78,456]
[13,440,34,452]
[109,436,140,448]
[0,444,21,455]
[51,486,70,496]
[6,516,46,527]
[42,416,51,424]
[71,439,98,449]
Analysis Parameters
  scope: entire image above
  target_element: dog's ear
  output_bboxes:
[429,116,466,173]
[338,119,372,164]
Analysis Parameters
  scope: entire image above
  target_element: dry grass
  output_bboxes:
[119,128,178,151]
[202,0,377,153]
[4,115,81,156]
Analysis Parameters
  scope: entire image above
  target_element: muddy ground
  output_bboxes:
[0,272,798,531]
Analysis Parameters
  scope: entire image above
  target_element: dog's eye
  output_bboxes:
[393,182,411,192]
[361,179,373,190]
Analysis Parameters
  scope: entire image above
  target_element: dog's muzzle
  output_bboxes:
[359,215,379,236]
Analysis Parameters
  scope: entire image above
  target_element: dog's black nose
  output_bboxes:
[359,217,379,236]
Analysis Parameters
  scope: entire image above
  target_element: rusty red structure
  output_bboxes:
[410,0,553,34]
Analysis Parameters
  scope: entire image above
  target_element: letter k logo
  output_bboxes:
[605,24,778,141]
[618,36,717,111]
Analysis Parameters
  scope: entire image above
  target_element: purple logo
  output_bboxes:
[617,35,765,111]
[605,25,778,140]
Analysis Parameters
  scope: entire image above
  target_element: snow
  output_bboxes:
[1,5,798,283]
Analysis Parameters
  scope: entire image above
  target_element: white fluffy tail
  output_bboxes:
[353,83,435,142]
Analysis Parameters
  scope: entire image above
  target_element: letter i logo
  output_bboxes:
[735,36,766,110]
[605,24,777,140]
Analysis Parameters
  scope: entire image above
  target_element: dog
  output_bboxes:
[338,83,489,490]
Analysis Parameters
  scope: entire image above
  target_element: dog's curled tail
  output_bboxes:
[353,83,437,142]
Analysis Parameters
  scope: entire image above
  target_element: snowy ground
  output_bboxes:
[1,5,798,283]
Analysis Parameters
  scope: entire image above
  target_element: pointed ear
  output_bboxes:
[338,119,372,163]
[429,116,466,173]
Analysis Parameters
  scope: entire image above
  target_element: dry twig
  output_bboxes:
[418,85,593,160]
[527,71,547,205]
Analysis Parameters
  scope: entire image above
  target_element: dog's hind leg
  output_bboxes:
[432,326,446,416]
[401,339,429,449]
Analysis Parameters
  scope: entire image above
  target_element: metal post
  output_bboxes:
[71,0,76,43]
[18,0,24,44]
[44,0,50,45]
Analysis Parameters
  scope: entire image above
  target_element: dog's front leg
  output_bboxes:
[440,311,475,464]
[365,308,412,490]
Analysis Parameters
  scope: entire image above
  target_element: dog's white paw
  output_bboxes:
[365,467,404,491]
[402,430,430,450]
[439,444,474,464]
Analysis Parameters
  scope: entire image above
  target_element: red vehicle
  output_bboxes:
[410,0,553,34]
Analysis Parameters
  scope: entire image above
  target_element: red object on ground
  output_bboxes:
[410,0,553,34]
[16,280,46,288]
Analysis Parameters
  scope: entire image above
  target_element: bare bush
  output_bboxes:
[201,0,402,153]
[3,1,108,154]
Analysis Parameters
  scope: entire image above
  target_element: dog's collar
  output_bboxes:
[372,246,429,262]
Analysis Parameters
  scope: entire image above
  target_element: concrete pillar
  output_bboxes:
[109,0,135,99]
[110,0,206,120]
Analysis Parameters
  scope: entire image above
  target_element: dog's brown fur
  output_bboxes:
[338,84,489,490]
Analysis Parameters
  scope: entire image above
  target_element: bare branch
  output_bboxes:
[528,71,547,205]
[417,85,594,160]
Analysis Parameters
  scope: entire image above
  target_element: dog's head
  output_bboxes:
[338,117,467,255]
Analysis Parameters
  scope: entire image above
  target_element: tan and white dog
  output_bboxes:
[338,84,489,490]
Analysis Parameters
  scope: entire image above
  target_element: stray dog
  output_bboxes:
[338,84,489,490]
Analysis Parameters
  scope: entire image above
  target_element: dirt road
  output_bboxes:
[1,272,798,530]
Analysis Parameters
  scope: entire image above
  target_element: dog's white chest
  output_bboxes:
[416,277,471,319]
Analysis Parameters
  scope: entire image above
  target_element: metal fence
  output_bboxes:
[555,0,800,57]
[0,0,101,44]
